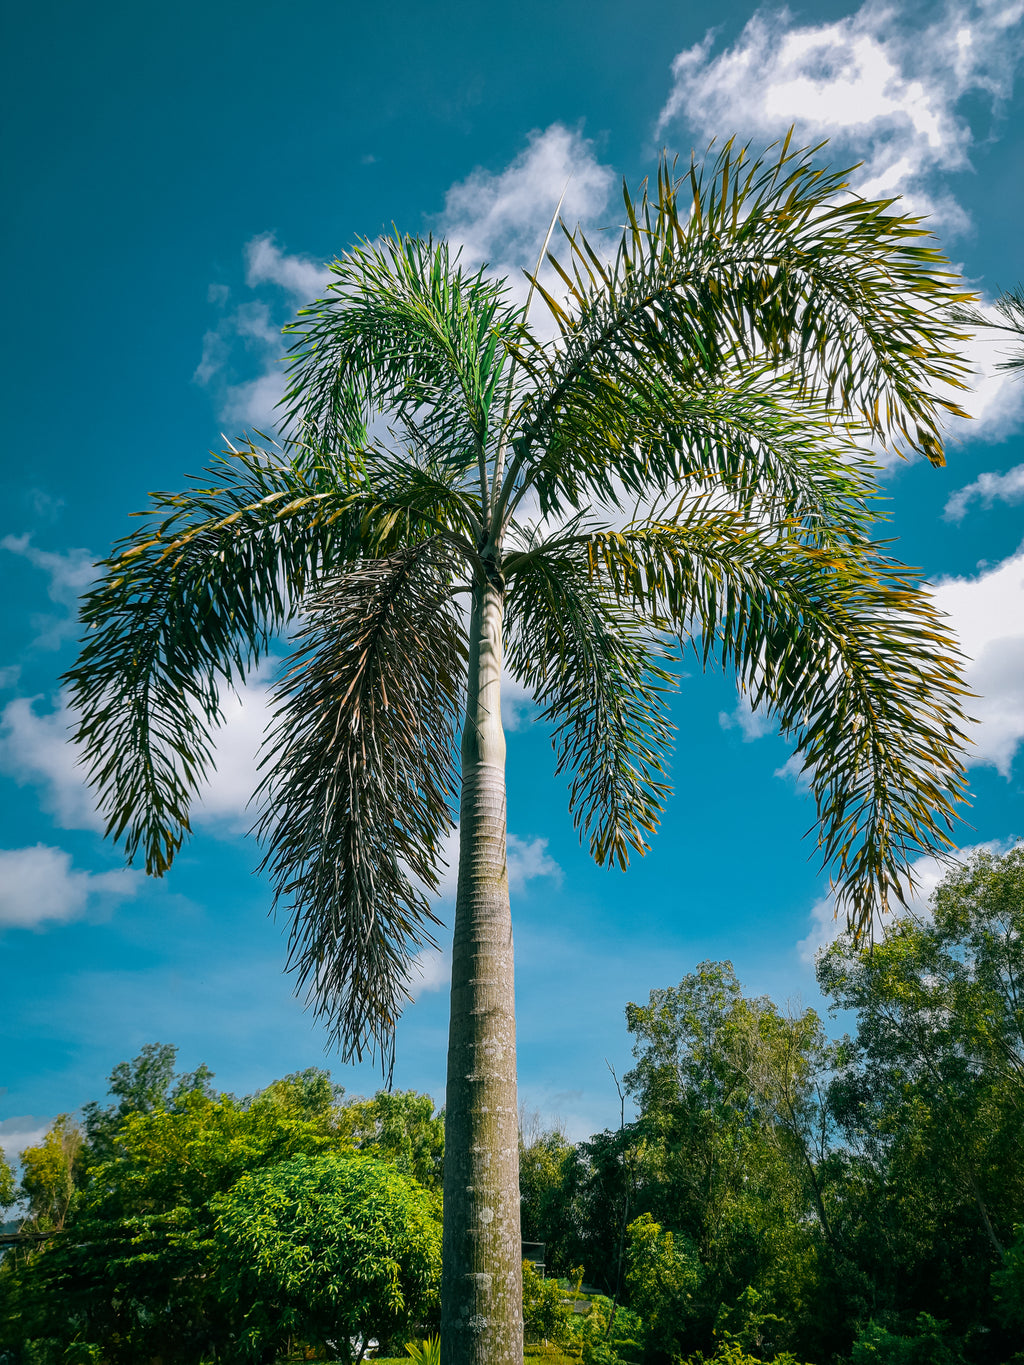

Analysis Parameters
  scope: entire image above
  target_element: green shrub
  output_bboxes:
[404,1336,441,1364]
[850,1313,964,1364]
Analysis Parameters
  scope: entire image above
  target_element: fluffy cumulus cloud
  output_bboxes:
[244,233,332,303]
[658,0,1023,225]
[797,836,1020,960]
[0,844,140,930]
[933,546,1024,775]
[0,666,280,839]
[0,693,104,831]
[945,459,1024,520]
[193,235,332,436]
[656,1,1024,446]
[436,123,616,300]
[719,691,774,742]
[197,126,614,431]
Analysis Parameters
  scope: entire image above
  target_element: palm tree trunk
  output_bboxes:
[441,571,522,1365]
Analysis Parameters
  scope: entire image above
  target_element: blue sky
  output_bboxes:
[3,0,1024,1160]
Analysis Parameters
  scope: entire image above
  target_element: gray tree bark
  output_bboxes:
[441,571,522,1365]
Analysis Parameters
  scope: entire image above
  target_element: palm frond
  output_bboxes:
[64,442,471,875]
[504,529,675,868]
[283,235,526,502]
[993,285,1024,373]
[255,540,467,1063]
[591,509,972,936]
[504,362,883,548]
[502,136,972,518]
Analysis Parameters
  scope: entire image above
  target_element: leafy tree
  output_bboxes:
[17,1115,85,1232]
[622,964,830,1359]
[214,1150,441,1362]
[0,1149,16,1213]
[850,1312,965,1365]
[625,1212,703,1360]
[521,1258,574,1346]
[66,136,975,1365]
[519,1115,574,1246]
[992,1224,1024,1335]
[339,1089,445,1190]
[819,846,1024,1358]
[82,1041,216,1161]
[252,1064,345,1121]
[1,1084,342,1361]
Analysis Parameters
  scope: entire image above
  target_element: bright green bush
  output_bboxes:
[215,1149,440,1361]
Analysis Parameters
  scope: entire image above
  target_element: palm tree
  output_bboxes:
[67,139,974,1365]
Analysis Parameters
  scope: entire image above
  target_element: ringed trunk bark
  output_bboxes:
[441,573,522,1365]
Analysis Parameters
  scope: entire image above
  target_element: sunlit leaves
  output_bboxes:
[67,134,976,1056]
[591,509,971,935]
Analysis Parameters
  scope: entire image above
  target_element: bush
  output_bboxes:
[850,1313,964,1364]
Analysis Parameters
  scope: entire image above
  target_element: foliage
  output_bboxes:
[81,1041,216,1161]
[520,850,1024,1365]
[405,1336,441,1364]
[520,1119,575,1245]
[522,1260,575,1345]
[17,1115,85,1232]
[0,1045,441,1365]
[819,846,1024,1353]
[338,1088,445,1190]
[67,138,975,1066]
[850,1313,965,1364]
[215,1150,441,1361]
[0,1149,15,1211]
[565,1295,644,1365]
[684,1345,809,1365]
[625,1213,703,1359]
[992,1224,1024,1332]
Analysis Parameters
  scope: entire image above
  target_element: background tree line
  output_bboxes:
[2,847,1022,1364]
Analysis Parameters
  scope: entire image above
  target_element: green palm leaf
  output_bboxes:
[592,510,972,934]
[255,540,467,1064]
[505,527,675,868]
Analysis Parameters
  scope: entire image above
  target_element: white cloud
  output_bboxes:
[218,369,289,438]
[0,667,278,838]
[244,233,332,304]
[0,535,95,648]
[719,690,774,741]
[0,844,141,930]
[502,669,537,731]
[0,1116,52,1167]
[194,670,277,830]
[437,123,616,307]
[658,0,1024,229]
[507,833,563,891]
[937,312,1024,447]
[934,547,1024,775]
[945,460,1024,520]
[774,753,811,788]
[0,693,103,831]
[797,836,1019,960]
[407,946,451,995]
